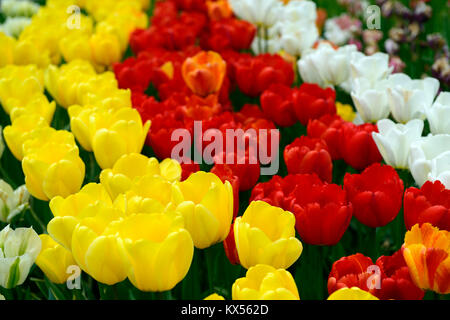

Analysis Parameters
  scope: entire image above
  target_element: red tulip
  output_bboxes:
[293,83,336,126]
[340,122,382,170]
[307,114,345,160]
[223,220,240,265]
[284,136,333,182]
[328,253,373,294]
[404,180,450,231]
[288,175,353,246]
[344,163,404,228]
[260,84,297,127]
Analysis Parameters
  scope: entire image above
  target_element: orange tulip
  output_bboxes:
[403,223,450,294]
[206,0,232,21]
[181,51,226,97]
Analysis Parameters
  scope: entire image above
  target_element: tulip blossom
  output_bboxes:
[340,122,382,170]
[234,200,303,269]
[404,180,450,231]
[106,213,194,292]
[292,83,336,126]
[260,84,297,127]
[100,153,181,200]
[172,171,234,249]
[426,91,450,135]
[344,163,404,228]
[0,180,29,223]
[351,77,390,123]
[228,0,282,27]
[386,73,440,123]
[289,175,352,245]
[372,119,424,169]
[0,225,41,289]
[403,223,450,294]
[307,114,345,160]
[327,287,378,300]
[181,51,227,97]
[284,136,333,182]
[232,264,300,300]
[349,51,393,86]
[408,134,450,188]
[35,234,77,284]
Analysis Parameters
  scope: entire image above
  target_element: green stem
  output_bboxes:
[367,227,377,261]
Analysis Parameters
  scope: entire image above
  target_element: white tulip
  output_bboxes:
[229,0,282,27]
[282,0,317,25]
[408,134,450,187]
[386,73,440,123]
[0,180,30,223]
[351,77,390,123]
[298,43,358,88]
[279,22,318,56]
[350,52,393,86]
[0,225,41,289]
[372,119,424,169]
[426,91,450,134]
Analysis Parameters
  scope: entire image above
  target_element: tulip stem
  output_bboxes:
[367,227,378,261]
[204,246,216,293]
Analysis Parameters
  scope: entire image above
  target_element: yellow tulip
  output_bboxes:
[100,153,181,200]
[71,205,127,285]
[105,212,194,292]
[0,33,15,67]
[172,171,234,249]
[234,201,303,269]
[13,39,51,68]
[35,234,77,284]
[90,107,150,169]
[59,32,93,64]
[47,183,112,250]
[204,293,225,300]
[89,31,122,67]
[3,114,49,161]
[22,139,85,201]
[232,264,300,300]
[327,287,379,300]
[9,94,56,125]
[0,74,44,115]
[44,60,96,108]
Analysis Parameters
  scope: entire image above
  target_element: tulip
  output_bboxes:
[0,180,29,223]
[47,183,113,250]
[351,78,390,123]
[182,51,226,97]
[279,21,319,57]
[90,31,123,68]
[298,43,357,88]
[292,83,336,126]
[284,136,333,182]
[234,200,302,269]
[408,134,450,188]
[404,180,450,231]
[232,264,300,300]
[0,32,15,67]
[340,122,382,171]
[70,205,127,285]
[172,171,234,249]
[204,293,225,300]
[3,114,49,161]
[22,135,85,201]
[327,287,379,300]
[372,119,424,169]
[344,163,404,228]
[426,92,450,134]
[206,0,232,20]
[307,114,345,160]
[336,102,356,122]
[386,73,440,123]
[9,95,56,125]
[105,213,194,292]
[100,153,181,200]
[69,106,151,169]
[349,51,393,85]
[35,234,77,284]
[289,175,352,245]
[0,225,41,289]
[229,0,282,27]
[13,38,50,68]
[260,84,297,127]
[403,223,450,294]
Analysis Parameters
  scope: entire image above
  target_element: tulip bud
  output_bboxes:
[90,31,123,68]
[0,225,41,289]
[35,234,77,284]
[0,180,29,223]
[234,200,302,269]
[172,171,234,249]
[426,92,450,135]
[182,51,226,97]
[232,264,300,300]
[106,212,194,292]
